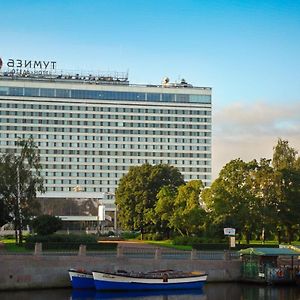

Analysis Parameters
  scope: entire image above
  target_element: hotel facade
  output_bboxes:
[0,59,212,229]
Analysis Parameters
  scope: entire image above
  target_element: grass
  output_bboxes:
[0,238,30,252]
[238,240,280,245]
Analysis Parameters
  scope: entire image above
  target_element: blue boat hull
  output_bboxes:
[93,279,205,291]
[69,269,94,289]
[71,276,95,289]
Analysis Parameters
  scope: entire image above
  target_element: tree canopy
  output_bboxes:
[272,138,300,242]
[0,137,44,244]
[31,215,63,235]
[169,180,205,236]
[201,139,300,243]
[115,163,184,238]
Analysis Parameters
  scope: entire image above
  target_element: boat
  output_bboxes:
[92,269,207,291]
[68,268,95,289]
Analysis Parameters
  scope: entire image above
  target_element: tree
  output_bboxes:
[272,139,300,243]
[0,161,13,227]
[169,180,206,236]
[155,185,178,238]
[0,137,44,244]
[115,163,184,238]
[250,158,280,242]
[272,139,298,170]
[200,139,300,244]
[31,215,63,235]
[202,159,260,243]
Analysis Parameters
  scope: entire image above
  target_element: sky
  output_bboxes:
[1,0,300,179]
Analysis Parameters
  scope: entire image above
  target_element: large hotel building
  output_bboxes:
[0,58,212,229]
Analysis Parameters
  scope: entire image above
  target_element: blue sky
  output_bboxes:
[1,0,300,177]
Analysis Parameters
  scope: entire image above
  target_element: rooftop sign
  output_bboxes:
[0,57,57,75]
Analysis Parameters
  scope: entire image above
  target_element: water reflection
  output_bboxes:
[205,283,300,300]
[71,288,206,300]
[1,284,300,300]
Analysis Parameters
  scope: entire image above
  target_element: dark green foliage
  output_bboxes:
[192,243,278,251]
[26,233,97,244]
[173,236,205,247]
[168,180,206,236]
[0,197,10,227]
[143,233,164,241]
[31,215,63,235]
[115,163,184,238]
[0,137,44,244]
[172,236,279,250]
[271,139,300,243]
[119,231,141,239]
[172,236,226,250]
[25,234,117,250]
[200,139,300,244]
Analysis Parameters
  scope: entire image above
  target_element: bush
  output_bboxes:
[25,233,117,251]
[173,236,201,246]
[31,215,63,235]
[143,233,164,241]
[120,231,141,239]
[173,236,228,250]
[172,236,281,250]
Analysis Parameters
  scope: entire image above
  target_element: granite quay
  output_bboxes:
[0,244,241,290]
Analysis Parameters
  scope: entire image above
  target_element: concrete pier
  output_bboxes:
[0,253,241,290]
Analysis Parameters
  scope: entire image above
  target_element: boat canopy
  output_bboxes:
[240,247,300,256]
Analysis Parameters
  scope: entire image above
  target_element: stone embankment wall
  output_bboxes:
[0,246,242,290]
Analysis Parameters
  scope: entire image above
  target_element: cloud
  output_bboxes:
[212,101,300,179]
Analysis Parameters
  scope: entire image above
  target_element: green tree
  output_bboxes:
[31,215,63,235]
[273,139,298,170]
[202,159,259,243]
[250,158,280,242]
[0,160,13,227]
[115,163,184,238]
[170,180,206,236]
[272,139,300,243]
[201,139,300,244]
[0,137,44,244]
[155,185,178,238]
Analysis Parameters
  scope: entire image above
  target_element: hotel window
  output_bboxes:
[56,89,70,98]
[24,88,39,97]
[9,87,23,96]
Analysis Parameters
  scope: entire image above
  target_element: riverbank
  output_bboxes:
[0,248,241,290]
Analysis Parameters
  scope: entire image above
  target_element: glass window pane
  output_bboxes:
[24,88,39,96]
[147,93,161,101]
[9,87,23,96]
[162,93,175,102]
[176,94,189,102]
[56,89,70,98]
[0,87,9,95]
[41,88,55,97]
[190,95,211,103]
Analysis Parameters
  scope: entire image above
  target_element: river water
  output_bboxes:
[1,283,300,300]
